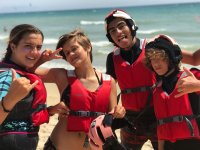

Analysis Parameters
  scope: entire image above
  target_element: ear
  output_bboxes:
[87,45,92,52]
[10,43,16,51]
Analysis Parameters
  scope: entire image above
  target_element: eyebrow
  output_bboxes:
[108,21,126,31]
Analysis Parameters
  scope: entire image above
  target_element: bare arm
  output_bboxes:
[31,48,68,91]
[182,49,200,66]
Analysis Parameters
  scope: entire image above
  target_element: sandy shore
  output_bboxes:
[37,83,60,150]
[37,83,153,150]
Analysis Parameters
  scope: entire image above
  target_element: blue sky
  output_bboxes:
[1,0,200,13]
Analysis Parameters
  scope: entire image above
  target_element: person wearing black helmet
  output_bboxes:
[145,34,200,150]
[104,9,200,150]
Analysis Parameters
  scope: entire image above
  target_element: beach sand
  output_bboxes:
[37,83,153,150]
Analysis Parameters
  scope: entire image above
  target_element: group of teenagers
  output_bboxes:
[0,9,200,150]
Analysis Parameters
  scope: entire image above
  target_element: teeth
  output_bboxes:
[27,57,35,60]
[118,35,126,41]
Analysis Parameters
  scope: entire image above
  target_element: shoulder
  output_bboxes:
[106,52,114,64]
[107,51,114,58]
[0,70,21,81]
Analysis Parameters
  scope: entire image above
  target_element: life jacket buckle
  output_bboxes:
[77,111,89,117]
[173,115,184,122]
[158,115,184,125]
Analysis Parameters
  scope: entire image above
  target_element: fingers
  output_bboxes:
[42,48,63,59]
[52,47,63,56]
[30,80,39,89]
[11,68,17,81]
[175,91,186,98]
[53,101,70,116]
[112,105,126,118]
[183,66,193,76]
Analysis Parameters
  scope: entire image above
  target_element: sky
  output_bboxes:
[1,0,200,13]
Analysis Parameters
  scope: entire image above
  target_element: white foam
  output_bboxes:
[43,38,58,44]
[138,28,166,34]
[91,41,110,47]
[80,20,104,25]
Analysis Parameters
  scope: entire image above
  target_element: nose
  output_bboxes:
[151,60,159,67]
[31,47,41,55]
[116,27,123,34]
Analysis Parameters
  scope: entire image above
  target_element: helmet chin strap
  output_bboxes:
[164,67,175,77]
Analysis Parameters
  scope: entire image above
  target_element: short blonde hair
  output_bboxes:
[144,48,169,71]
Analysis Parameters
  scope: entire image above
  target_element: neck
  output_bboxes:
[75,63,94,79]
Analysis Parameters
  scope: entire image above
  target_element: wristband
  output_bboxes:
[1,97,11,113]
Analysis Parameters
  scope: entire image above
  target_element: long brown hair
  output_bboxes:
[3,24,44,61]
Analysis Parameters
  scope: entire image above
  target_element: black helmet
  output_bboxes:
[105,9,138,43]
[145,34,182,65]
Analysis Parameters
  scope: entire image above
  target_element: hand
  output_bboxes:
[112,105,126,118]
[6,68,38,102]
[175,67,200,98]
[48,101,70,117]
[40,48,63,63]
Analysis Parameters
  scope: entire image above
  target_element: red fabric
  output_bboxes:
[66,71,111,133]
[28,73,49,126]
[153,71,200,142]
[190,68,200,94]
[113,39,156,111]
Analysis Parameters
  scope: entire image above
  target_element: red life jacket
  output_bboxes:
[66,70,111,133]
[153,71,200,142]
[113,39,156,111]
[0,62,49,128]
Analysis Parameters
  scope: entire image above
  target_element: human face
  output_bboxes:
[62,39,90,67]
[150,57,169,76]
[108,18,133,50]
[11,33,43,68]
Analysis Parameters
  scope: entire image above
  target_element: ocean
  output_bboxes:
[0,2,200,72]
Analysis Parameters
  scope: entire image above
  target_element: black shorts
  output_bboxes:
[0,133,38,150]
[165,139,200,150]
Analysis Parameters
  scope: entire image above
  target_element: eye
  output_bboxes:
[71,47,78,52]
[36,45,42,51]
[23,45,33,51]
[118,22,126,29]
[109,28,116,35]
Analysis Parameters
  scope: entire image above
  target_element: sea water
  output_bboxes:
[0,2,200,71]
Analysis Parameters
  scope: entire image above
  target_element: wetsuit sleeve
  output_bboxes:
[0,70,20,100]
[106,52,117,80]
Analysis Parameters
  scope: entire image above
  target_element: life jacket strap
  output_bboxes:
[69,110,105,117]
[83,135,89,148]
[32,104,47,113]
[121,86,152,94]
[157,115,198,136]
[117,84,157,104]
